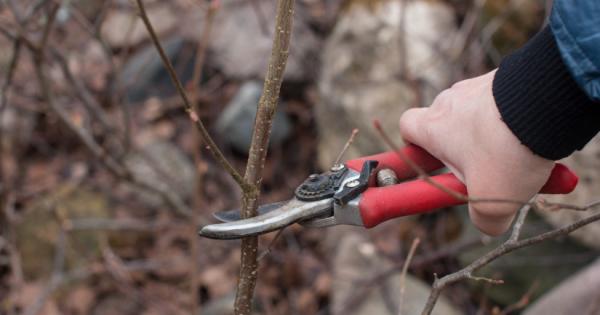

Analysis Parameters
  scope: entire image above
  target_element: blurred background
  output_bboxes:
[0,0,599,314]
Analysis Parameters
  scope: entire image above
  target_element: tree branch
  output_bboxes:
[134,0,248,190]
[420,204,600,315]
[235,0,295,313]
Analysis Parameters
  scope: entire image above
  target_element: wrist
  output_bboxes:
[492,26,600,160]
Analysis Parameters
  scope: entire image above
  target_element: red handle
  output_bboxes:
[345,145,444,180]
[359,164,578,228]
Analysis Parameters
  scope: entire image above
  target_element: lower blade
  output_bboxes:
[198,198,332,239]
[213,201,287,222]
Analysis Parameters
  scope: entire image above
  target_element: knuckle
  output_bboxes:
[450,78,471,90]
[432,88,454,106]
[399,108,423,138]
[468,204,515,236]
[428,89,455,119]
[431,89,455,110]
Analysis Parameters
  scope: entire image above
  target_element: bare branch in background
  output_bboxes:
[9,4,194,218]
[420,205,600,315]
[190,0,219,99]
[334,128,359,166]
[398,237,420,315]
[135,0,248,190]
[187,1,220,312]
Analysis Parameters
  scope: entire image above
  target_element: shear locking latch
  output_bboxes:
[333,160,378,205]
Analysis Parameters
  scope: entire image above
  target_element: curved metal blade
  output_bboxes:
[213,201,288,222]
[299,216,338,228]
[198,198,332,239]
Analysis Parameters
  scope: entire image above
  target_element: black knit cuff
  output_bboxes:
[493,26,600,160]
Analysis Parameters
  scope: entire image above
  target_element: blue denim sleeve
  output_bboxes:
[550,0,600,101]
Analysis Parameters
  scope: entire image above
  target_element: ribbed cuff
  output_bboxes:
[493,26,600,160]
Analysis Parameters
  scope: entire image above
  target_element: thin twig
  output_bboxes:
[508,206,530,242]
[0,24,37,51]
[257,228,286,261]
[397,0,409,79]
[134,0,248,190]
[39,4,59,50]
[22,257,163,315]
[397,237,420,315]
[190,0,219,98]
[496,281,538,315]
[51,49,115,135]
[0,41,21,115]
[249,0,271,36]
[187,3,220,312]
[333,128,359,166]
[0,34,23,309]
[448,0,488,62]
[340,236,487,315]
[420,205,600,315]
[32,24,193,218]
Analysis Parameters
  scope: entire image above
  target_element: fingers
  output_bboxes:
[468,204,516,236]
[399,99,465,181]
[466,176,520,235]
[398,71,551,237]
[463,164,547,236]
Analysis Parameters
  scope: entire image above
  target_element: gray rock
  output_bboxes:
[120,0,321,102]
[316,0,458,169]
[124,141,196,207]
[524,258,600,315]
[535,134,600,249]
[331,230,461,315]
[120,37,196,103]
[199,292,235,315]
[182,0,321,81]
[216,81,291,152]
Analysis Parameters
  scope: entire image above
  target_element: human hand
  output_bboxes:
[399,70,555,236]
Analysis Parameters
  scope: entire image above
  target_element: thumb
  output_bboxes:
[399,107,462,179]
[399,107,430,148]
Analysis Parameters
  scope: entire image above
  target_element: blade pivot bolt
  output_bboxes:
[346,180,360,188]
[331,164,345,172]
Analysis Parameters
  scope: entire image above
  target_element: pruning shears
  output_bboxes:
[198,144,578,240]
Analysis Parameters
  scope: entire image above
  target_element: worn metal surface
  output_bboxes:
[200,168,365,239]
[199,198,332,239]
[212,202,287,222]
